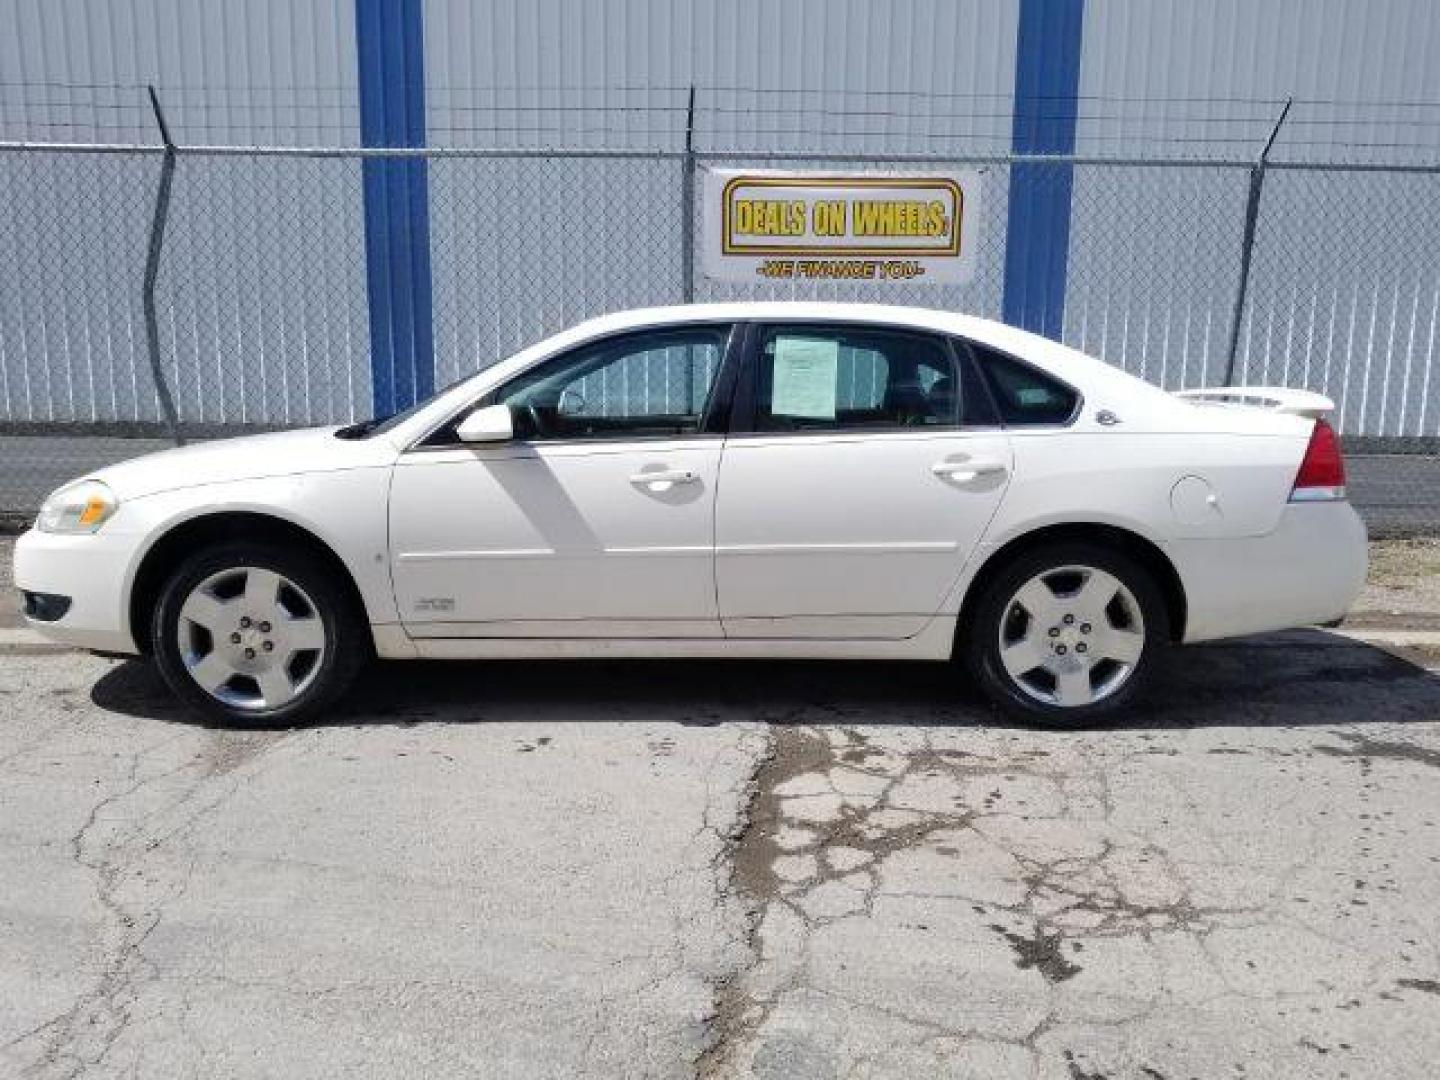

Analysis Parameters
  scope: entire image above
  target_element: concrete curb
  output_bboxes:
[0,627,73,652]
[1334,628,1440,647]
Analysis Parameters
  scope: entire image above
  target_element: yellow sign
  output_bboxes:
[702,170,980,285]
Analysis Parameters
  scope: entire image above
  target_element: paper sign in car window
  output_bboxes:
[771,336,839,419]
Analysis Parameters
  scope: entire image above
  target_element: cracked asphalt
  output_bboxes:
[2,629,1439,1079]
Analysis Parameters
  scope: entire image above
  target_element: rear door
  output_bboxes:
[714,323,1014,639]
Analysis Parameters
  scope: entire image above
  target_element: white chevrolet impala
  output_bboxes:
[14,303,1366,726]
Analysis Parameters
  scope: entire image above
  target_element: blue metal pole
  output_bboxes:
[355,0,434,416]
[1002,0,1085,341]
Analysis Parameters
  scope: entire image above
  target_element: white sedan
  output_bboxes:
[14,303,1366,726]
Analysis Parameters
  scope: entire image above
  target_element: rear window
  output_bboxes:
[975,347,1079,426]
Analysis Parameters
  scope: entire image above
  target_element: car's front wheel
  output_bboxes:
[963,543,1168,726]
[151,542,367,726]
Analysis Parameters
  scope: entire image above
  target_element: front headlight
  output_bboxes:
[37,480,119,534]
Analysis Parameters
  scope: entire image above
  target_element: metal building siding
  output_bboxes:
[1076,0,1440,162]
[422,0,1021,386]
[1066,0,1440,436]
[0,0,362,145]
[0,0,371,427]
[5,1,1440,435]
[423,0,1018,152]
[688,0,1020,155]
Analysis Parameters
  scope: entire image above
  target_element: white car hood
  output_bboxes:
[83,426,398,500]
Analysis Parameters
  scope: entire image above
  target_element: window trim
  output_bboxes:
[731,320,997,437]
[960,337,1085,430]
[409,320,744,450]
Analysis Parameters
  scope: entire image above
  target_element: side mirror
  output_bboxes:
[455,403,514,443]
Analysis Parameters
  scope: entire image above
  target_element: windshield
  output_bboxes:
[334,370,483,440]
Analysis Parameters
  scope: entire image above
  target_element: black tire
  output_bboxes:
[961,542,1169,727]
[150,541,368,727]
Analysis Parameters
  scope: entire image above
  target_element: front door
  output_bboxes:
[390,324,735,638]
[715,323,1013,639]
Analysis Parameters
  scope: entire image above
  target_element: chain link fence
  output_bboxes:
[1,138,1438,534]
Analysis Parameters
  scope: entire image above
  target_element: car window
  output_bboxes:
[975,347,1080,426]
[750,326,967,433]
[488,325,731,440]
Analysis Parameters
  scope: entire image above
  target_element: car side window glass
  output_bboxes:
[752,327,962,432]
[976,347,1079,425]
[492,326,730,440]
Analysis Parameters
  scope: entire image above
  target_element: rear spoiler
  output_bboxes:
[1173,386,1335,419]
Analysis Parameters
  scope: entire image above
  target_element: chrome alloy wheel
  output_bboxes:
[175,566,327,711]
[996,564,1146,709]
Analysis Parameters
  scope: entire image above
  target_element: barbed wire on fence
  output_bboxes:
[10,81,1440,162]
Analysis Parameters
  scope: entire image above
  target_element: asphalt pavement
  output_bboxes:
[2,628,1439,1078]
[1,435,1437,536]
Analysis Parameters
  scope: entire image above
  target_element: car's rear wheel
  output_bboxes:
[151,542,367,726]
[963,543,1168,726]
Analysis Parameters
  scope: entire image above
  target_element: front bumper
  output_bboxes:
[1172,500,1368,643]
[13,527,142,653]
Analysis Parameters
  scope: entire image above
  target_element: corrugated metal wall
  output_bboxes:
[0,0,371,427]
[422,0,1019,386]
[423,0,1017,153]
[0,0,361,145]
[1,0,1438,436]
[1078,0,1440,163]
[1068,0,1440,434]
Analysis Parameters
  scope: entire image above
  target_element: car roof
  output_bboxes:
[568,301,1059,359]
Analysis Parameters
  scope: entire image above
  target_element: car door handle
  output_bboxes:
[931,459,1007,482]
[629,469,699,487]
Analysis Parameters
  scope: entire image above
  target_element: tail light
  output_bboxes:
[1290,419,1346,501]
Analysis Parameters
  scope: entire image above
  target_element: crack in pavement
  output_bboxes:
[696,726,778,1080]
[698,715,1440,1079]
[10,724,287,1079]
[6,640,1440,1079]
